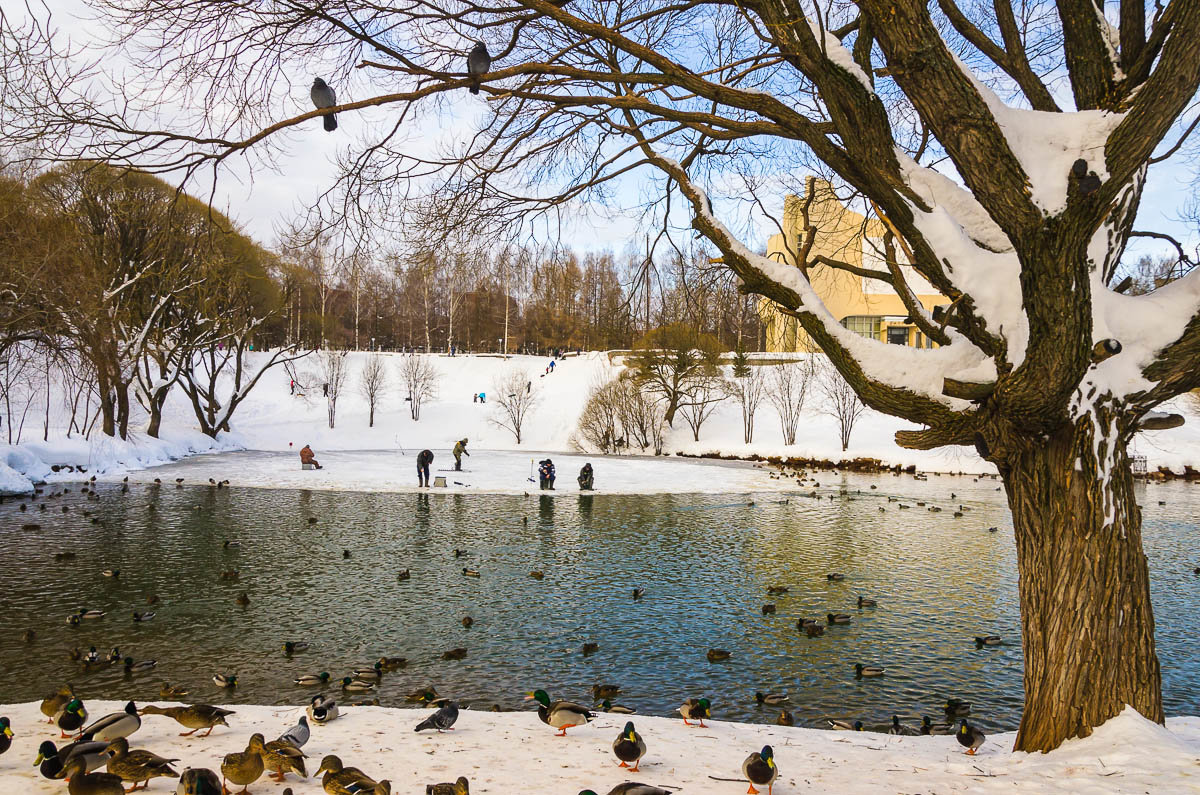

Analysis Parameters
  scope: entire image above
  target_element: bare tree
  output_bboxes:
[817,358,866,452]
[358,353,388,427]
[317,349,348,429]
[399,353,439,421]
[677,372,726,442]
[725,365,767,444]
[491,367,538,444]
[767,361,814,446]
[577,377,623,453]
[11,0,1200,752]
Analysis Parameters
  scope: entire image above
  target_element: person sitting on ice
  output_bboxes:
[300,444,322,470]
[577,463,594,491]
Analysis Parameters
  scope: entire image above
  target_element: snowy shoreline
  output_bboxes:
[1,700,1197,793]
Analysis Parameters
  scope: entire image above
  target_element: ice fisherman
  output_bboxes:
[417,449,434,487]
[577,463,594,491]
[453,438,470,471]
[538,458,556,490]
[300,444,322,470]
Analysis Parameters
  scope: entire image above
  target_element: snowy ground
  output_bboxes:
[1,700,1197,794]
[114,449,792,495]
[3,350,1199,494]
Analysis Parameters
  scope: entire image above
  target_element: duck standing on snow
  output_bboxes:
[679,697,711,727]
[220,735,264,793]
[35,738,111,779]
[56,698,88,738]
[956,719,986,754]
[61,756,125,795]
[176,767,222,795]
[307,694,339,725]
[41,684,75,723]
[256,733,307,782]
[426,776,469,795]
[316,754,381,794]
[104,737,179,789]
[742,744,778,795]
[82,701,141,742]
[140,704,233,737]
[524,689,594,735]
[612,721,646,772]
[0,716,10,755]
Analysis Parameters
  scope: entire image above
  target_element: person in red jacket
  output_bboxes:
[300,444,322,469]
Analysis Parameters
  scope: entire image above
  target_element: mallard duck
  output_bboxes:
[213,673,238,688]
[79,609,106,620]
[283,641,310,654]
[254,733,307,782]
[581,641,598,655]
[235,593,250,606]
[766,585,789,595]
[352,662,383,680]
[397,569,411,580]
[826,573,845,581]
[307,694,339,725]
[761,603,776,615]
[591,684,620,700]
[0,716,10,754]
[612,721,645,772]
[857,596,876,608]
[140,704,233,736]
[975,635,1002,647]
[67,614,81,626]
[827,613,851,625]
[278,715,310,749]
[106,647,122,663]
[176,767,222,795]
[131,611,155,622]
[776,709,794,727]
[754,692,789,706]
[340,676,374,692]
[920,716,953,735]
[855,663,885,678]
[41,684,75,723]
[124,658,157,674]
[415,701,459,732]
[679,697,711,727]
[742,745,777,795]
[944,698,971,717]
[57,698,88,738]
[102,569,120,578]
[158,683,189,699]
[105,737,179,789]
[596,698,636,714]
[524,690,595,735]
[441,648,467,661]
[316,754,381,794]
[82,701,141,742]
[632,587,644,600]
[956,719,986,754]
[828,719,864,731]
[223,539,240,548]
[21,628,35,642]
[462,568,480,577]
[407,687,438,703]
[706,648,731,662]
[36,738,112,779]
[62,756,125,795]
[294,672,330,686]
[220,735,264,794]
[888,715,918,736]
[378,656,407,671]
[425,776,469,795]
[804,623,825,637]
[529,570,545,580]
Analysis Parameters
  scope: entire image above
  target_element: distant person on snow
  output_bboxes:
[417,449,434,487]
[549,359,556,372]
[577,463,594,491]
[473,393,478,403]
[479,392,486,403]
[453,438,470,471]
[300,444,322,470]
[538,458,556,490]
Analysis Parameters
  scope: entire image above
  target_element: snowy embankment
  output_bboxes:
[1,700,1197,794]
[3,350,1198,494]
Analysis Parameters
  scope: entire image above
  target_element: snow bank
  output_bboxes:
[0,700,1196,794]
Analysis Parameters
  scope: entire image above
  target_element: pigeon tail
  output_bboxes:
[469,83,480,95]
[324,113,338,132]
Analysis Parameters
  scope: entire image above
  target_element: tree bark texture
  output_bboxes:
[999,413,1163,751]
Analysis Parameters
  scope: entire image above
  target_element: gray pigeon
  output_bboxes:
[277,714,309,748]
[414,700,459,732]
[466,42,491,95]
[310,77,338,131]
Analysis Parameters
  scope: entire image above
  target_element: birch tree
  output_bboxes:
[766,361,814,446]
[399,353,439,420]
[9,0,1200,752]
[491,367,538,443]
[358,353,388,427]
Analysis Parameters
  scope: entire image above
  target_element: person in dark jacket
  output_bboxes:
[453,438,470,471]
[577,463,594,491]
[538,459,556,490]
[417,449,434,487]
[300,444,321,469]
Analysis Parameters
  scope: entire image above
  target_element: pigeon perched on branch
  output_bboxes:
[310,78,338,131]
[466,42,491,95]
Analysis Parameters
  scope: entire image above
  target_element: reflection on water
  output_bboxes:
[2,471,1198,732]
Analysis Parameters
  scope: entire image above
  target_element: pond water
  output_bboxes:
[2,470,1198,732]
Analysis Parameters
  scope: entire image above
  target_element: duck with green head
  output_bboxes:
[35,737,110,779]
[612,721,645,771]
[294,672,330,686]
[742,744,777,795]
[524,689,594,735]
[0,716,11,755]
[678,697,711,727]
[596,698,635,714]
[56,698,88,738]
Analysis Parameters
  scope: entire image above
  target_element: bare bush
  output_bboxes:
[767,360,815,446]
[678,373,727,442]
[317,349,349,429]
[614,375,666,453]
[491,367,539,444]
[816,358,865,452]
[358,354,388,427]
[398,354,439,421]
[725,365,767,444]
[577,378,623,453]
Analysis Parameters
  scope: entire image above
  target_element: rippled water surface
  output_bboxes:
[3,470,1198,732]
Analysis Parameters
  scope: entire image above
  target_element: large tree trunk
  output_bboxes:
[1001,414,1163,752]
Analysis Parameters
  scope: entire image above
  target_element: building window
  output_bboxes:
[841,315,882,340]
[887,327,908,345]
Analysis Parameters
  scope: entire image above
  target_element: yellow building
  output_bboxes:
[760,178,947,350]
